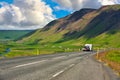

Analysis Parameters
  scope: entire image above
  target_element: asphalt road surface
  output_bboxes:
[0,52,119,80]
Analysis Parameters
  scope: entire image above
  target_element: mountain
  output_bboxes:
[20,5,120,48]
[0,30,35,41]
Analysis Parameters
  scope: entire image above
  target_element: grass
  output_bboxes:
[106,50,120,63]
[0,29,120,59]
[0,42,82,58]
[1,29,118,58]
[0,30,34,40]
[96,50,120,76]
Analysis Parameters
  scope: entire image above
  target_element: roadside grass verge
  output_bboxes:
[96,50,120,76]
[0,43,82,58]
[3,48,80,58]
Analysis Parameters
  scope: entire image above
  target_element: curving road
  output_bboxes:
[0,52,119,80]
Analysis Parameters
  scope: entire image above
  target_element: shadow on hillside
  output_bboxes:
[54,10,120,43]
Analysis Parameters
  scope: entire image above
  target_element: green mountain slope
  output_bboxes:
[20,5,120,48]
[0,30,35,40]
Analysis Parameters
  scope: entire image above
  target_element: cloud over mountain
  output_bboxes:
[0,0,55,30]
[0,0,120,30]
[53,0,120,11]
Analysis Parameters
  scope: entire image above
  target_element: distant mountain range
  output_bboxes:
[0,30,35,41]
[19,5,120,48]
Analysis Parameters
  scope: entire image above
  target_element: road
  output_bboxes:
[0,52,119,80]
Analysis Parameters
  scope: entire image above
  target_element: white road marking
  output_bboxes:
[53,70,64,77]
[52,64,75,78]
[13,60,46,68]
[52,56,66,60]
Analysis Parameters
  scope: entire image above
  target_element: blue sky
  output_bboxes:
[43,0,71,18]
[0,0,13,4]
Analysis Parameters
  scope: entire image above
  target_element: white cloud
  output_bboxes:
[53,0,120,11]
[53,0,101,11]
[54,6,62,11]
[0,0,55,30]
[101,0,118,5]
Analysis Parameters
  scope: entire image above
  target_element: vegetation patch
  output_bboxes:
[0,30,34,40]
[96,50,120,76]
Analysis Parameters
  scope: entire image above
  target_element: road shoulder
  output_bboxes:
[52,55,119,80]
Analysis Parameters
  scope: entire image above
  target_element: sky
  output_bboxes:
[0,0,119,30]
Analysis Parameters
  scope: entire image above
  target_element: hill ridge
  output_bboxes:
[20,5,120,48]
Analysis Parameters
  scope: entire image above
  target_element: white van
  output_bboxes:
[82,44,92,51]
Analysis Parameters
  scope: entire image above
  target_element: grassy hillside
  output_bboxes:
[0,30,35,41]
[20,5,120,48]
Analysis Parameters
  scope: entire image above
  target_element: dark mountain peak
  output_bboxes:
[43,8,96,31]
[67,8,96,21]
[80,8,96,12]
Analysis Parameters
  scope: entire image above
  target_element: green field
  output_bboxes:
[0,42,82,58]
[0,30,35,40]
